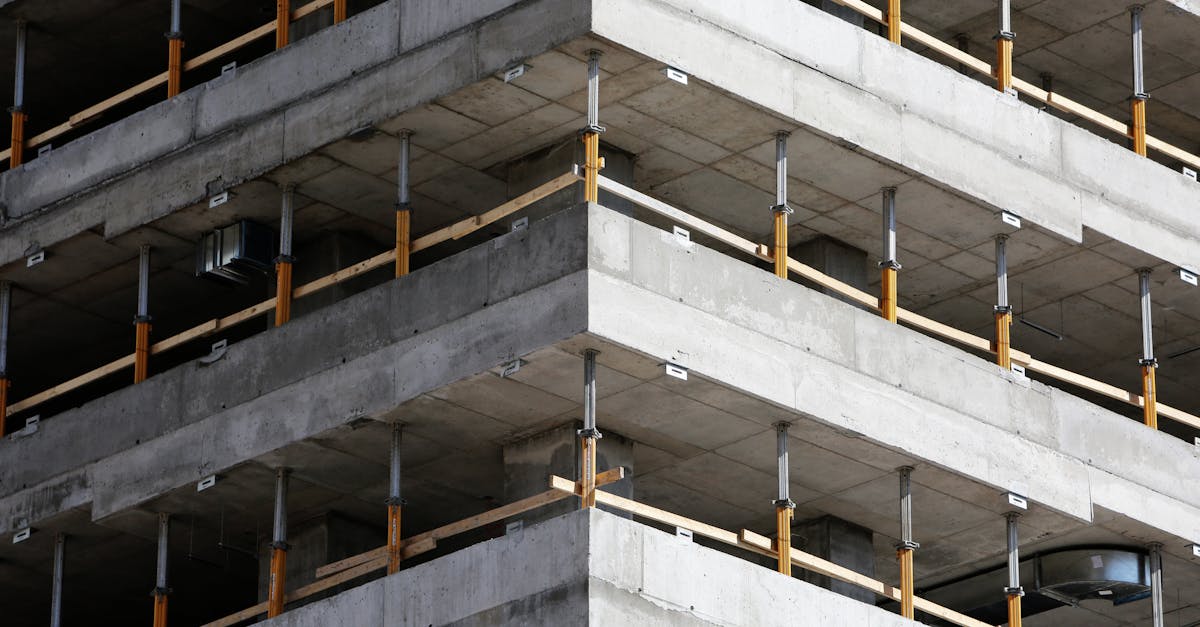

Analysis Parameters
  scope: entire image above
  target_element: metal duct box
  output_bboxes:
[196,220,275,284]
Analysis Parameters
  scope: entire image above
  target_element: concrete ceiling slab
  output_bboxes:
[601,381,766,451]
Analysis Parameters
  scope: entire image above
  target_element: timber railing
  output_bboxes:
[8,166,1199,434]
[1,0,338,167]
[206,471,994,627]
[827,0,1200,171]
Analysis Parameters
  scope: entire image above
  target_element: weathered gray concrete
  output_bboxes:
[591,0,1200,273]
[581,202,1200,545]
[0,203,590,528]
[0,0,590,267]
[261,508,917,626]
[794,515,876,604]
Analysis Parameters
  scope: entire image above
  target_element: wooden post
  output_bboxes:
[334,0,347,23]
[995,0,1014,93]
[887,0,901,44]
[167,0,184,98]
[275,0,290,49]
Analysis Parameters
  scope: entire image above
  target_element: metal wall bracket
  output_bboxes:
[1005,492,1028,510]
[505,520,523,535]
[500,359,524,378]
[12,527,31,543]
[208,191,231,208]
[1178,268,1198,286]
[36,144,51,157]
[198,339,228,366]
[665,363,688,380]
[197,475,217,491]
[676,527,694,541]
[510,217,529,233]
[665,67,688,85]
[1183,166,1198,181]
[1000,211,1022,229]
[673,226,691,244]
[220,62,237,78]
[503,64,527,83]
[25,250,44,267]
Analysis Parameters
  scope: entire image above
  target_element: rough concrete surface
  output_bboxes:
[261,508,918,626]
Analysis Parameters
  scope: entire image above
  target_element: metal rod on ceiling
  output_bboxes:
[579,349,602,509]
[1139,268,1158,429]
[134,245,152,383]
[386,423,404,574]
[773,422,795,577]
[772,131,792,280]
[167,0,184,98]
[1004,512,1024,627]
[396,130,412,279]
[879,187,900,323]
[1129,5,1148,156]
[50,533,65,627]
[153,513,170,627]
[1149,542,1164,627]
[275,185,295,327]
[267,468,290,618]
[10,20,27,169]
[994,235,1012,369]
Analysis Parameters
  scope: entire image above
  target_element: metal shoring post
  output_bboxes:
[396,130,412,279]
[152,513,170,627]
[134,245,153,383]
[887,0,901,44]
[773,422,795,576]
[275,185,295,327]
[386,423,404,574]
[9,20,26,169]
[50,533,65,627]
[995,0,1014,94]
[579,349,602,509]
[1004,512,1024,627]
[0,281,11,436]
[275,0,290,50]
[994,235,1012,369]
[896,466,918,619]
[879,188,900,323]
[1149,542,1164,627]
[166,0,183,98]
[771,132,792,280]
[582,50,604,204]
[1130,5,1148,156]
[334,0,347,22]
[267,468,290,618]
[1139,269,1158,429]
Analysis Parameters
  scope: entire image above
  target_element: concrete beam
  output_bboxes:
[591,0,1200,272]
[261,508,918,626]
[0,0,590,268]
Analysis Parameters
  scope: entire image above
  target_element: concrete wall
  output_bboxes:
[0,204,590,528]
[0,0,590,267]
[262,508,917,626]
[582,203,1200,544]
[591,0,1200,273]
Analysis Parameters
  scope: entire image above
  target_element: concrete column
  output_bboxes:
[503,422,633,526]
[792,515,876,603]
[506,139,635,226]
[791,236,870,308]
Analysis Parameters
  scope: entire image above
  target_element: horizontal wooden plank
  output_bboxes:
[785,258,878,308]
[185,23,276,72]
[1146,135,1200,171]
[150,319,219,355]
[315,471,628,580]
[216,298,276,330]
[411,172,577,253]
[8,354,135,415]
[902,26,991,76]
[69,72,169,127]
[588,487,741,546]
[597,175,761,258]
[828,0,884,23]
[897,309,992,353]
[293,250,394,298]
[199,600,268,627]
[740,530,992,627]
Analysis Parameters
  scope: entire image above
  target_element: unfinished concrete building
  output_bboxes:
[1,0,1200,625]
